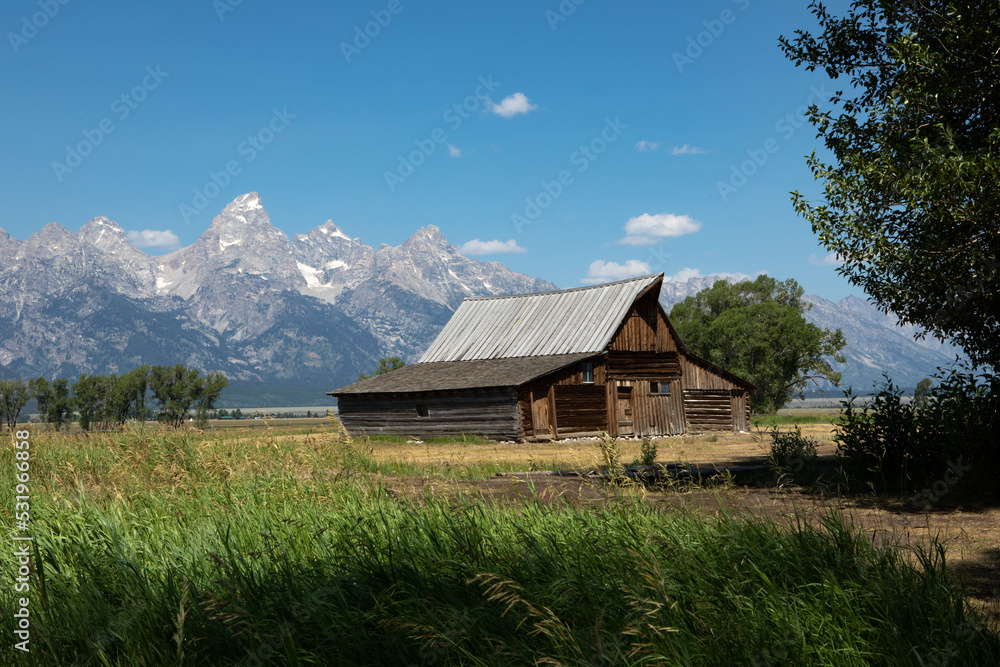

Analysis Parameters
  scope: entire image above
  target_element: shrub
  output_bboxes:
[633,437,658,467]
[835,366,1000,502]
[768,426,819,486]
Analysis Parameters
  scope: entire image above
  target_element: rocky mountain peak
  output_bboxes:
[295,220,355,246]
[226,192,264,214]
[23,222,77,259]
[395,226,457,268]
[200,193,289,254]
[403,225,449,249]
[78,217,129,251]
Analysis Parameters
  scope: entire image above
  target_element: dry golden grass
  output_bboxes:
[263,422,839,471]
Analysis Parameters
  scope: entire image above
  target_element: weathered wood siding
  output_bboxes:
[521,358,608,438]
[608,379,686,437]
[679,353,751,431]
[656,309,680,353]
[606,351,681,378]
[609,292,660,353]
[683,389,733,432]
[553,385,608,433]
[338,389,521,440]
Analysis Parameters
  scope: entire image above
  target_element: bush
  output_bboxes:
[633,437,658,467]
[768,426,819,486]
[835,367,1000,502]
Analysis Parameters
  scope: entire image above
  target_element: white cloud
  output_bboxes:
[127,229,180,250]
[635,140,659,152]
[581,259,651,284]
[664,267,752,283]
[618,213,702,246]
[489,93,537,118]
[458,238,527,255]
[810,252,842,266]
[671,144,711,155]
[448,144,462,158]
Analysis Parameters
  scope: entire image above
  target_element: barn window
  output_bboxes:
[416,405,429,418]
[581,362,594,384]
[650,381,669,396]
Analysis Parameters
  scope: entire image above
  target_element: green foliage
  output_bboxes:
[106,366,151,428]
[637,436,658,467]
[47,378,73,431]
[768,426,820,486]
[27,377,51,422]
[669,275,846,413]
[835,368,999,501]
[358,356,406,381]
[780,1,1000,368]
[1,463,996,665]
[148,364,229,428]
[72,374,109,432]
[915,378,933,409]
[752,413,840,427]
[0,379,30,432]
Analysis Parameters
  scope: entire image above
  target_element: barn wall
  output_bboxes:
[680,355,741,390]
[610,378,685,437]
[521,358,608,438]
[606,351,681,378]
[609,292,660,352]
[679,354,751,431]
[656,309,680,353]
[338,389,521,440]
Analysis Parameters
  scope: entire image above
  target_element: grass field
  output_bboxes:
[2,420,998,665]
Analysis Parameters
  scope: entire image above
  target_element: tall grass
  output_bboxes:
[1,430,997,665]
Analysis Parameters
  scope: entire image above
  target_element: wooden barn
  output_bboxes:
[329,273,754,440]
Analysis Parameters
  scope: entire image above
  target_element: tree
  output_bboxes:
[669,276,846,413]
[103,367,150,428]
[195,372,229,426]
[358,356,406,381]
[47,378,73,432]
[73,374,109,432]
[914,377,932,409]
[148,364,228,427]
[28,377,52,425]
[0,379,30,433]
[779,0,1000,369]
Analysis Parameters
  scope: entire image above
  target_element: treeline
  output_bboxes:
[0,364,228,432]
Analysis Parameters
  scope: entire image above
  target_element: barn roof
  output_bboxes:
[330,353,598,395]
[419,273,664,363]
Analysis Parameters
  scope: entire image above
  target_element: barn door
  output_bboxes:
[617,384,634,435]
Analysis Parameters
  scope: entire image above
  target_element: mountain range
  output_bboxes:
[0,193,958,405]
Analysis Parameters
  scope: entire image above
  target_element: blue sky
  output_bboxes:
[1,0,855,299]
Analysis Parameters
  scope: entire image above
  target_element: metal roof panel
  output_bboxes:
[419,273,664,362]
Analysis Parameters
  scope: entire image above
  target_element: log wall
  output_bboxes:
[606,351,681,378]
[553,385,608,433]
[683,389,733,432]
[338,389,521,440]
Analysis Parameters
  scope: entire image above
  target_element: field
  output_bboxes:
[2,418,998,665]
